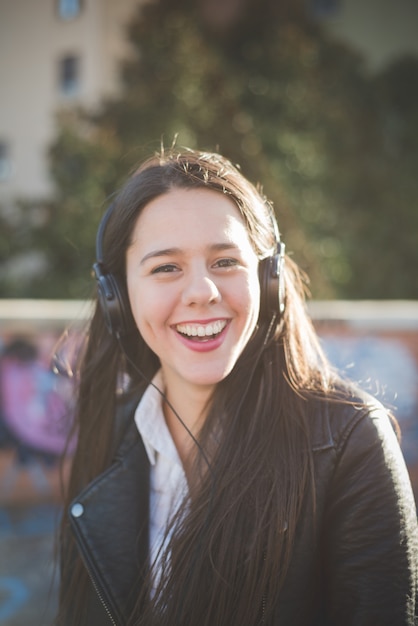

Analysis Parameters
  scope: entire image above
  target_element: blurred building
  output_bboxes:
[0,0,417,204]
[0,0,145,203]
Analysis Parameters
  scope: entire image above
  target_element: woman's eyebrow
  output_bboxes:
[140,248,181,265]
[211,242,241,253]
[140,242,241,265]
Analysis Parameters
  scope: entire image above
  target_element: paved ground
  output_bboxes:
[0,451,64,626]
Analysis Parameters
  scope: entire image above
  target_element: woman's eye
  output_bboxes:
[151,264,178,274]
[214,258,239,268]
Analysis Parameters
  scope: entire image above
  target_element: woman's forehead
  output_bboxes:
[128,187,255,254]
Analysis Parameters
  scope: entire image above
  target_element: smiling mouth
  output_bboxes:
[176,320,228,341]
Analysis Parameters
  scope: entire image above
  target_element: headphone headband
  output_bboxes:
[95,201,115,266]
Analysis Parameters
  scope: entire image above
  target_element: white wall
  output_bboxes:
[0,0,141,202]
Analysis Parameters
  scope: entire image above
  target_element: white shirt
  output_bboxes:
[133,371,188,591]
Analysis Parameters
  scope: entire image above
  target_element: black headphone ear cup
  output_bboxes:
[93,263,132,338]
[258,244,285,321]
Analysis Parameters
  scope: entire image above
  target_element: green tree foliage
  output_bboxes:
[0,116,123,298]
[2,0,417,298]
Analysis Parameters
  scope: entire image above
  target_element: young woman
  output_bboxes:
[57,149,418,626]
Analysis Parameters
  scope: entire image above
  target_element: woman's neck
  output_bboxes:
[162,380,213,477]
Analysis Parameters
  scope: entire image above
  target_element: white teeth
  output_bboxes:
[176,320,227,338]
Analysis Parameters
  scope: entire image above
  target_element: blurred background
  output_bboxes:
[0,0,417,623]
[1,0,418,300]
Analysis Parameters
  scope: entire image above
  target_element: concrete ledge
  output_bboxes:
[308,300,418,330]
[0,299,417,331]
[0,300,92,331]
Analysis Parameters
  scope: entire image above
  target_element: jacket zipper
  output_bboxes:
[84,560,118,626]
[71,517,119,626]
[261,549,266,624]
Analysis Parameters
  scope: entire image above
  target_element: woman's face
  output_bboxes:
[126,187,260,397]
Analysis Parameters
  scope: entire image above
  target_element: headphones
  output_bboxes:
[93,201,286,339]
[93,202,133,338]
[258,213,286,323]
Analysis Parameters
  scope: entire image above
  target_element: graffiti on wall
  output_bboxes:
[320,334,418,468]
[1,332,417,490]
[0,328,417,624]
[0,335,75,498]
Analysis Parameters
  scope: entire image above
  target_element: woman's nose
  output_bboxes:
[181,270,221,306]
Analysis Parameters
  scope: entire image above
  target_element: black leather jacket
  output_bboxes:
[64,389,418,625]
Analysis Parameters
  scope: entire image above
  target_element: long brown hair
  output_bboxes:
[58,149,336,625]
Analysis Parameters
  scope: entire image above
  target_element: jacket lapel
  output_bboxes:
[69,426,150,624]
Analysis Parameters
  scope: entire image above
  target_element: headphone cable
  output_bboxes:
[117,317,274,617]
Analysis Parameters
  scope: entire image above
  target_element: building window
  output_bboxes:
[57,0,82,20]
[0,142,12,181]
[58,55,80,97]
